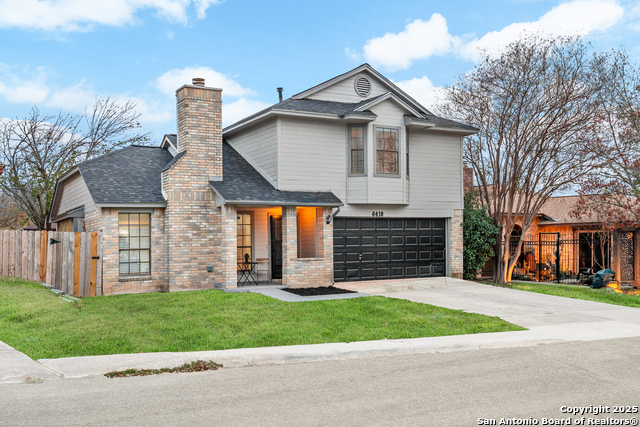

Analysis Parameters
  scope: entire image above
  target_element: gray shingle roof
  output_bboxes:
[423,115,479,131]
[161,150,185,172]
[224,94,475,133]
[78,146,173,204]
[224,96,383,131]
[211,142,342,206]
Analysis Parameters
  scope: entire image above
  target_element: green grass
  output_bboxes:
[486,281,640,308]
[0,277,524,360]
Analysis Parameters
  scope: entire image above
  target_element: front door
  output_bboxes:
[269,215,283,280]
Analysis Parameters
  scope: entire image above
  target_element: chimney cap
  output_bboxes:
[192,77,205,86]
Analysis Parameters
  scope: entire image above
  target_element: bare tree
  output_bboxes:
[571,50,640,228]
[440,36,601,283]
[0,192,28,229]
[0,97,150,230]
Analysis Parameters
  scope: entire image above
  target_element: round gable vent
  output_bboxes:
[354,76,371,97]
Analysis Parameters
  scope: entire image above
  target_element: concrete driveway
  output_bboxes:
[339,277,640,342]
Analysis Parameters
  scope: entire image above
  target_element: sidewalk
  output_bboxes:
[3,278,640,384]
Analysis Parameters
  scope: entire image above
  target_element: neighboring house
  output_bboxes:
[482,195,639,287]
[49,64,477,295]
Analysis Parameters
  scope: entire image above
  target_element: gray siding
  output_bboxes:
[278,101,462,218]
[226,119,278,186]
[307,72,389,103]
[279,117,347,199]
[55,172,96,216]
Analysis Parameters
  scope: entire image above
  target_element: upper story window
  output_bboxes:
[349,125,366,175]
[376,127,399,175]
[119,213,151,276]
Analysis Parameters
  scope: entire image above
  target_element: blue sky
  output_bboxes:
[0,0,639,141]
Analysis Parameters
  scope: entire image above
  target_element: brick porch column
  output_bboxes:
[220,204,237,288]
[450,209,464,279]
[281,205,298,287]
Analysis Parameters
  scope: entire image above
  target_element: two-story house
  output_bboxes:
[49,64,477,295]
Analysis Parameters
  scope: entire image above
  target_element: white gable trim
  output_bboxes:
[291,64,431,117]
[354,92,422,118]
[161,135,177,156]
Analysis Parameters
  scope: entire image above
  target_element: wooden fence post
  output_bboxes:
[90,232,98,297]
[73,232,81,297]
[96,232,103,296]
[40,230,47,283]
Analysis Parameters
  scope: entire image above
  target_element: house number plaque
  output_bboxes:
[371,211,384,217]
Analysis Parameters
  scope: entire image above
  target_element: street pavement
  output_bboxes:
[2,337,640,426]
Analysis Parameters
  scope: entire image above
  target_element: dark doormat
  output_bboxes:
[282,286,357,296]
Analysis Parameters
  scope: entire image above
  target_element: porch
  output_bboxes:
[229,204,336,288]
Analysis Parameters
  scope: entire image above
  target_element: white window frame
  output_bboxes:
[374,126,401,177]
[347,124,367,176]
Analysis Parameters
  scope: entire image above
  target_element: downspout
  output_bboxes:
[327,206,341,224]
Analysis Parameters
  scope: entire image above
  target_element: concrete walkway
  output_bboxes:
[3,278,640,383]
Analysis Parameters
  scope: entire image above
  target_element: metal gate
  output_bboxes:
[509,231,611,284]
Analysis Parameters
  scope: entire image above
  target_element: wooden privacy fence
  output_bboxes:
[0,230,102,297]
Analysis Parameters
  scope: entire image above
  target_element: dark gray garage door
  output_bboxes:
[333,218,446,282]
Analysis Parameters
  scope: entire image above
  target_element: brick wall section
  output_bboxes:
[84,209,102,233]
[162,84,225,291]
[85,207,168,295]
[282,206,333,288]
[450,209,463,279]
[220,204,237,288]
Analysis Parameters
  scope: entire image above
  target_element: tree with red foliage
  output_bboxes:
[572,50,640,229]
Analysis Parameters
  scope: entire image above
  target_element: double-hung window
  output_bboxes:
[119,213,151,276]
[376,127,399,175]
[349,125,366,175]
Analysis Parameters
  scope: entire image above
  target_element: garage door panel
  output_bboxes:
[376,219,389,230]
[361,252,375,262]
[419,236,432,245]
[376,252,389,262]
[334,217,446,282]
[362,235,375,246]
[377,236,390,246]
[391,236,403,245]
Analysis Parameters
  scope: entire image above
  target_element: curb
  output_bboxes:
[37,330,564,380]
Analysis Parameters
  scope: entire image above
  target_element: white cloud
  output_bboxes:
[394,76,445,112]
[45,83,95,111]
[118,95,173,124]
[344,47,360,62]
[459,0,625,61]
[193,0,221,19]
[222,98,270,127]
[362,13,460,71]
[155,66,255,98]
[0,0,221,32]
[0,71,49,104]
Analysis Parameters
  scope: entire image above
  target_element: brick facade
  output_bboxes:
[84,207,168,294]
[450,209,463,279]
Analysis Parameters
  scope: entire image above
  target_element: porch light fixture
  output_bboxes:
[326,214,332,225]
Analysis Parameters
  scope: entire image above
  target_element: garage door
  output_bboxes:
[333,218,446,282]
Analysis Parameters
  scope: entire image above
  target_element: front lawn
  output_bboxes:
[0,278,523,360]
[488,281,640,308]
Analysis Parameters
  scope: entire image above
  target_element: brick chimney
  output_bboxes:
[163,78,228,292]
[176,78,223,181]
[463,164,474,194]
